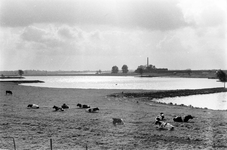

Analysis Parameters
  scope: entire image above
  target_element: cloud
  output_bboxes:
[21,26,46,42]
[20,25,86,51]
[57,26,79,39]
[20,26,63,49]
[178,0,227,28]
[0,0,189,31]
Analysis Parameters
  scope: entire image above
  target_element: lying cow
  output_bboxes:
[6,90,13,95]
[112,118,124,126]
[173,115,194,122]
[155,120,174,131]
[27,104,39,109]
[61,103,69,109]
[53,105,64,111]
[86,107,99,113]
[77,103,90,108]
[155,113,165,121]
[173,116,183,122]
[183,115,194,122]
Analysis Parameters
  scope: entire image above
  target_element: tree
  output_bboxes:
[111,66,119,73]
[18,70,24,76]
[216,70,227,88]
[96,70,102,74]
[135,66,146,76]
[137,67,144,77]
[122,65,129,73]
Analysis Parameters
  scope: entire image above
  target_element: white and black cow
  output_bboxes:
[61,103,69,109]
[155,120,174,131]
[53,105,64,111]
[155,113,164,121]
[173,116,183,122]
[173,115,194,122]
[27,104,39,109]
[86,107,99,113]
[77,103,90,108]
[155,113,165,123]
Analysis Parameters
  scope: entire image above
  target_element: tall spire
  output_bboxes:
[147,57,149,66]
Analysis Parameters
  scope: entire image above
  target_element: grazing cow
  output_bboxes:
[155,120,174,131]
[6,90,13,95]
[61,103,69,109]
[53,105,64,111]
[27,104,39,109]
[86,107,99,113]
[112,118,124,126]
[77,103,90,108]
[173,115,194,122]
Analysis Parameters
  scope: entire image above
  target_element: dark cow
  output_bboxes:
[112,118,124,126]
[6,90,13,95]
[61,103,69,109]
[173,115,194,122]
[183,115,194,122]
[27,104,39,109]
[173,116,183,122]
[53,105,64,111]
[86,107,99,113]
[77,103,90,108]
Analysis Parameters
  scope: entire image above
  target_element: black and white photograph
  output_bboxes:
[0,0,226,149]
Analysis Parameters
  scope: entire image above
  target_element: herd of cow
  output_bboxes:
[5,90,194,128]
[6,90,99,113]
[27,103,100,113]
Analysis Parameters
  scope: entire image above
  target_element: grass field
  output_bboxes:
[1,83,227,149]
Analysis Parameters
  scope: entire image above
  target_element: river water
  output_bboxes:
[9,76,227,110]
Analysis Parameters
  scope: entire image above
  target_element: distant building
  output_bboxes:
[135,57,168,73]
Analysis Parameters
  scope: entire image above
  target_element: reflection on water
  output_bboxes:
[155,92,227,110]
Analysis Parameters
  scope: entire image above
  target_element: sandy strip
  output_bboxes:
[0,83,227,150]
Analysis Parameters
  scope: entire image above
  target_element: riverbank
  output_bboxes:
[109,87,227,100]
[0,80,44,84]
[1,83,227,149]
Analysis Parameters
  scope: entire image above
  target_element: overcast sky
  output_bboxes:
[0,0,226,71]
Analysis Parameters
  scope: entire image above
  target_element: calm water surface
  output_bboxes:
[21,76,222,90]
[13,76,227,110]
